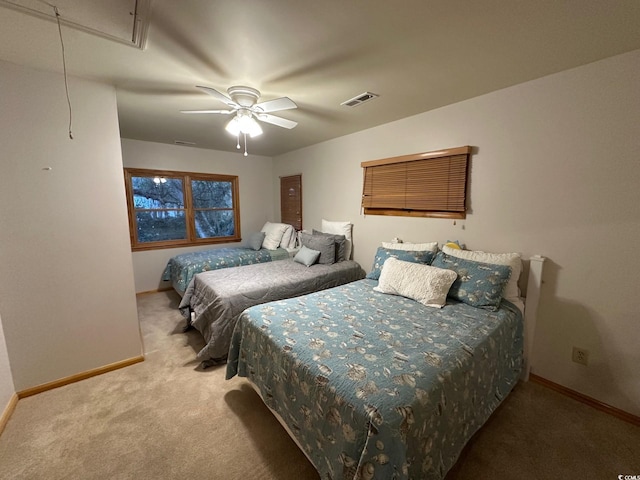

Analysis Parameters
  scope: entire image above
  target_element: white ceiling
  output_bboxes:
[1,0,640,157]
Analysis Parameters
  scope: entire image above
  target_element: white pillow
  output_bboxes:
[280,224,297,249]
[374,257,457,308]
[381,241,438,252]
[260,222,289,250]
[321,219,353,260]
[442,245,522,305]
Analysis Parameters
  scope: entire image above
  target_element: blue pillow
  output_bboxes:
[248,231,266,250]
[294,245,321,267]
[366,247,435,280]
[431,251,512,310]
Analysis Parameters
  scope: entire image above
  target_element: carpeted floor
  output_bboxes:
[0,290,638,479]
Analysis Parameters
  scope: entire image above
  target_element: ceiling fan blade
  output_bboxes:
[257,113,298,129]
[181,109,235,114]
[253,97,297,113]
[195,86,238,107]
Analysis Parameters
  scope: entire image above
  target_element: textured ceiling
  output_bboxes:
[1,0,640,157]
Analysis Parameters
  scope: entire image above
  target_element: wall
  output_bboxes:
[0,61,141,391]
[121,139,275,293]
[0,314,15,414]
[273,50,640,416]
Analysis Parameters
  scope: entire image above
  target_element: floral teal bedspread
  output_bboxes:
[226,279,523,480]
[162,247,290,295]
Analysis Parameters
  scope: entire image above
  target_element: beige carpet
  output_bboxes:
[0,290,638,479]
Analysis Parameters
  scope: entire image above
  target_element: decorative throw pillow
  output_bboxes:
[321,219,353,260]
[312,229,347,262]
[366,247,435,280]
[441,245,522,306]
[300,232,336,265]
[431,251,512,311]
[374,258,458,308]
[294,245,321,267]
[260,222,289,250]
[248,232,266,251]
[381,241,438,252]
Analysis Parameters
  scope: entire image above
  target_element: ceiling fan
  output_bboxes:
[181,85,298,155]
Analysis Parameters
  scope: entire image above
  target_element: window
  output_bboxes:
[123,168,241,250]
[361,146,471,219]
[280,174,302,230]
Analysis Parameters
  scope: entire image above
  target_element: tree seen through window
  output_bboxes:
[124,169,241,250]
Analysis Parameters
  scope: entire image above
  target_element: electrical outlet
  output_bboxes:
[572,347,589,366]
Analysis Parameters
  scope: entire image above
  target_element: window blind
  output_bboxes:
[361,146,470,219]
[280,174,302,230]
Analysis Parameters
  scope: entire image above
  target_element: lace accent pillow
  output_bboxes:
[373,257,457,308]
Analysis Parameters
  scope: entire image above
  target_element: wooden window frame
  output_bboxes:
[361,146,471,219]
[124,168,241,251]
[280,174,303,231]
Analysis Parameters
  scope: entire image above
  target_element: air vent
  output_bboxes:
[174,140,196,146]
[340,92,379,107]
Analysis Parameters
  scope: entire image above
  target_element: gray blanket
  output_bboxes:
[179,258,365,366]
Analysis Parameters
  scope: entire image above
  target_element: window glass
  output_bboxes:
[135,211,187,242]
[194,210,235,238]
[132,176,184,208]
[191,180,233,208]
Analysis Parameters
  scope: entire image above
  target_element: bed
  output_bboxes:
[162,221,300,296]
[162,246,292,296]
[179,258,365,367]
[225,250,545,480]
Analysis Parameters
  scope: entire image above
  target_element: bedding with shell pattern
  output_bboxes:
[226,278,523,480]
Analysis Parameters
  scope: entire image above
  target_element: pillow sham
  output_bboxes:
[441,245,522,306]
[294,245,321,267]
[366,247,435,280]
[321,219,353,260]
[261,222,289,250]
[381,241,438,252]
[312,229,347,262]
[300,232,335,265]
[248,232,265,251]
[431,251,512,311]
[374,258,457,308]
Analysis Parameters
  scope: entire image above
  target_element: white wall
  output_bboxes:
[273,50,640,416]
[0,314,15,413]
[121,139,275,293]
[0,61,142,391]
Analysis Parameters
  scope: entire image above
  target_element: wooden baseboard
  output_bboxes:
[136,287,173,296]
[17,355,144,399]
[0,393,19,436]
[529,373,640,427]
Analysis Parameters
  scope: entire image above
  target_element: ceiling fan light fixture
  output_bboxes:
[238,114,263,137]
[226,113,263,138]
[225,116,241,136]
[185,85,297,153]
